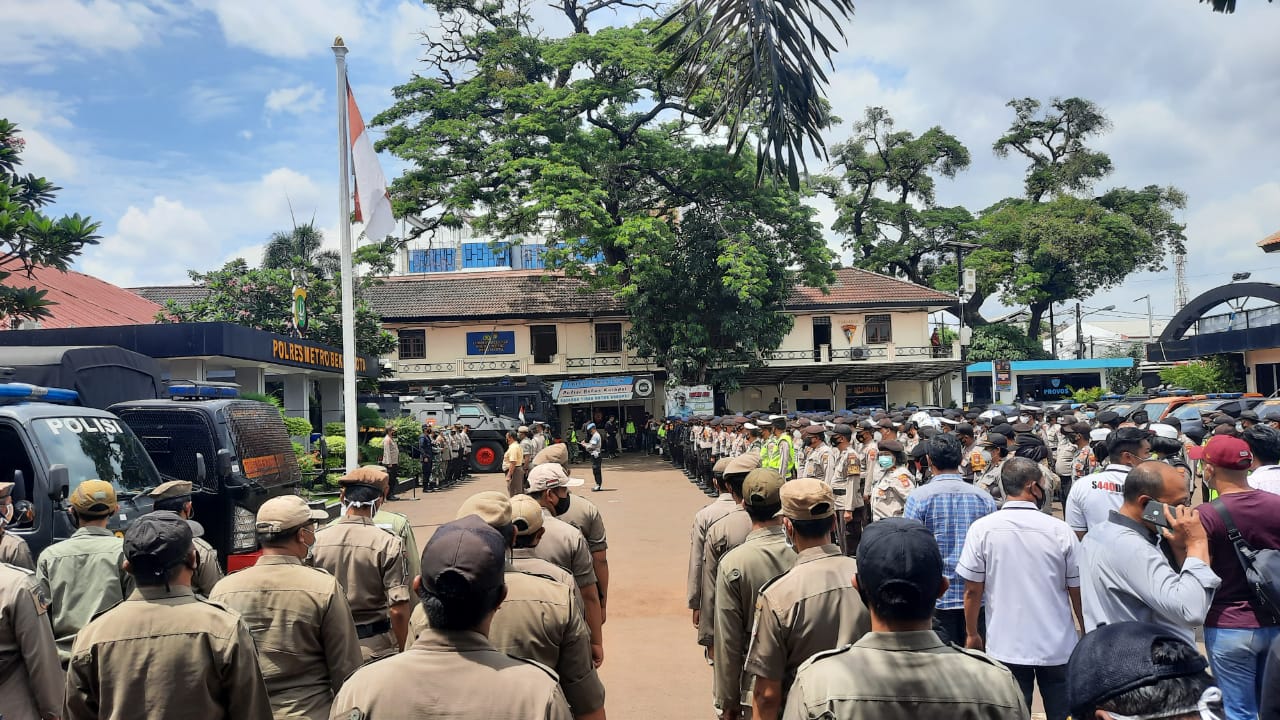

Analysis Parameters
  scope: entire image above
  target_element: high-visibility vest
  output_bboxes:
[657,426,667,438]
[778,435,796,476]
[626,421,636,434]
[761,437,781,469]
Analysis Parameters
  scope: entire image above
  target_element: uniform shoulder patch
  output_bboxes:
[796,643,852,672]
[508,653,561,682]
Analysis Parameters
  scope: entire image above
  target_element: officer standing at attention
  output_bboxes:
[310,466,411,663]
[797,425,833,481]
[409,493,606,720]
[690,458,738,632]
[509,493,586,610]
[64,511,272,720]
[145,480,223,595]
[36,480,133,665]
[535,442,610,621]
[746,478,871,720]
[825,425,864,556]
[526,464,605,667]
[0,560,61,720]
[209,495,362,720]
[359,465,422,585]
[698,453,760,655]
[331,515,573,720]
[782,518,1027,720]
[714,468,796,720]
[0,481,34,569]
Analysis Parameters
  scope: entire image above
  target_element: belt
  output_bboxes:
[355,618,392,639]
[832,488,847,496]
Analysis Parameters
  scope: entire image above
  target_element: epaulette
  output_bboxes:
[200,596,236,614]
[89,599,124,621]
[947,642,1005,667]
[508,568,561,585]
[506,653,561,682]
[796,642,853,672]
[755,570,788,597]
[0,561,34,575]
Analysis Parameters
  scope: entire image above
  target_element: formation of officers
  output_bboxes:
[0,441,611,720]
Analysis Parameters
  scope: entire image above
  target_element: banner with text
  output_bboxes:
[552,375,654,405]
[665,385,714,419]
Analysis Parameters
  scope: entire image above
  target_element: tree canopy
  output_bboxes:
[0,119,101,323]
[375,0,833,384]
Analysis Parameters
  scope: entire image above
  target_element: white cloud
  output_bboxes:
[0,0,182,66]
[239,129,254,140]
[0,88,80,179]
[80,196,218,287]
[184,83,243,123]
[264,84,325,115]
[198,0,370,59]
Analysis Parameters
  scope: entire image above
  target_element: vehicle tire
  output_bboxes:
[471,441,503,473]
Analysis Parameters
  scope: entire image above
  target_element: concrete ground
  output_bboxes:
[390,454,1050,719]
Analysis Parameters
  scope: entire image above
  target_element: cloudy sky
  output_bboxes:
[4,0,1278,329]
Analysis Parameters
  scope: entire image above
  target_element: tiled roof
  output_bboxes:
[128,285,210,307]
[368,270,622,320]
[1,260,163,329]
[785,267,957,309]
[1259,229,1280,253]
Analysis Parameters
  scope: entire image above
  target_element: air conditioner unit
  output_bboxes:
[849,346,870,361]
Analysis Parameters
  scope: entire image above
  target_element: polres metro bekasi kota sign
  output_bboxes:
[551,375,654,404]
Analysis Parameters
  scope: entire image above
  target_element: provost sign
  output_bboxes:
[552,375,654,405]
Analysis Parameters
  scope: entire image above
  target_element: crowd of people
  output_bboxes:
[677,405,1280,719]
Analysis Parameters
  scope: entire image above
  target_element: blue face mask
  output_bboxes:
[877,455,894,469]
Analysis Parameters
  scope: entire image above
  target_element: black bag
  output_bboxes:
[1209,498,1280,623]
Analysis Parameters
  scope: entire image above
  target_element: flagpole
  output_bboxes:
[332,37,359,472]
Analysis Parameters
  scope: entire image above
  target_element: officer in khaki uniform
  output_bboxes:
[797,426,832,481]
[714,468,796,720]
[509,495,586,611]
[64,511,273,720]
[332,515,573,720]
[145,480,223,595]
[535,443,610,621]
[698,453,760,651]
[526,464,605,666]
[0,481,34,569]
[341,464,421,583]
[867,441,915,521]
[689,458,737,626]
[783,518,1027,720]
[35,479,134,665]
[825,425,864,556]
[209,495,362,720]
[409,492,606,719]
[0,561,61,720]
[746,478,871,720]
[310,466,411,663]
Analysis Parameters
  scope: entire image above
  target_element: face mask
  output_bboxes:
[980,450,992,465]
[553,492,571,516]
[873,431,883,443]
[1019,415,1031,424]
[877,455,894,469]
[0,501,12,529]
[1033,483,1049,510]
[782,524,795,551]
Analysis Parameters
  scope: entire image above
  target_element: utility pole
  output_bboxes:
[944,241,979,408]
[1135,294,1153,343]
[1075,302,1083,360]
[1049,304,1058,358]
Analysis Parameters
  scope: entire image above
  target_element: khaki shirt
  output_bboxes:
[331,628,572,720]
[530,515,597,589]
[310,516,410,661]
[209,555,363,720]
[799,444,833,481]
[35,525,134,663]
[782,630,1028,720]
[869,467,916,521]
[558,494,608,553]
[372,508,422,582]
[0,563,61,720]
[512,548,585,611]
[0,531,34,570]
[192,536,223,596]
[688,494,738,610]
[65,586,272,720]
[714,526,796,709]
[976,459,1008,502]
[745,545,871,689]
[408,570,605,715]
[826,446,865,511]
[698,507,753,646]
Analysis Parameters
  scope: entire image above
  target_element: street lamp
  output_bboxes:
[1076,304,1116,359]
[941,241,980,407]
[1135,295,1154,344]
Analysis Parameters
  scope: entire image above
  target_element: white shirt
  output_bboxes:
[1065,464,1131,533]
[956,500,1082,666]
[1249,465,1280,495]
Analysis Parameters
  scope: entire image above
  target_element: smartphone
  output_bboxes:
[1142,500,1172,528]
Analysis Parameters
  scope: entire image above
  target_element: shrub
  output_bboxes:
[1071,387,1105,403]
[323,436,346,458]
[1159,357,1242,394]
[357,405,383,428]
[283,415,313,438]
[323,421,345,437]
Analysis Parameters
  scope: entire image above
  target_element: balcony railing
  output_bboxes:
[566,356,622,368]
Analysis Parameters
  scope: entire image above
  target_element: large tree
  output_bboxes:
[375,0,833,384]
[0,119,101,322]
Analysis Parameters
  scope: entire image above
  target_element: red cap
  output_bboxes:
[1202,435,1253,470]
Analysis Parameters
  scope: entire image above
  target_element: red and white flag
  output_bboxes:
[518,406,527,423]
[347,83,395,242]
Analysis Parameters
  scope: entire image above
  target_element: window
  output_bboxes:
[530,325,558,364]
[865,314,892,344]
[812,316,831,362]
[398,329,426,359]
[595,323,623,354]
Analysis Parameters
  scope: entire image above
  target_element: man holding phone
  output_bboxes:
[1078,461,1221,644]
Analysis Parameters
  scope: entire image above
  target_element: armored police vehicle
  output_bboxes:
[401,388,520,473]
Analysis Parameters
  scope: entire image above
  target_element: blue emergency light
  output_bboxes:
[0,383,80,404]
[168,384,239,399]
[1204,393,1244,399]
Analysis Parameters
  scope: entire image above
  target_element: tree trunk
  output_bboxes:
[1026,302,1047,342]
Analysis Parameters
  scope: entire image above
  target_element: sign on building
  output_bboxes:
[994,359,1013,392]
[552,375,654,404]
[666,385,714,419]
[466,331,516,355]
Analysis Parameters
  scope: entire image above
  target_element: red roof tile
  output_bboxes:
[785,267,957,309]
[1,260,162,329]
[1259,229,1280,253]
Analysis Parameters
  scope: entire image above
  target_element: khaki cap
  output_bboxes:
[526,464,585,492]
[781,478,836,520]
[724,453,762,476]
[510,494,545,536]
[532,442,569,468]
[147,480,193,501]
[338,465,389,491]
[456,491,512,528]
[256,495,328,534]
[0,481,13,498]
[70,480,118,517]
[712,457,731,476]
[742,468,785,508]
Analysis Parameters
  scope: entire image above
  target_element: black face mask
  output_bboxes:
[553,493,571,516]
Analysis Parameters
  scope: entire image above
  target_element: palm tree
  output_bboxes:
[261,223,340,278]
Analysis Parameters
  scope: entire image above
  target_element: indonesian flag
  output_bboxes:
[347,83,395,242]
[518,406,526,423]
